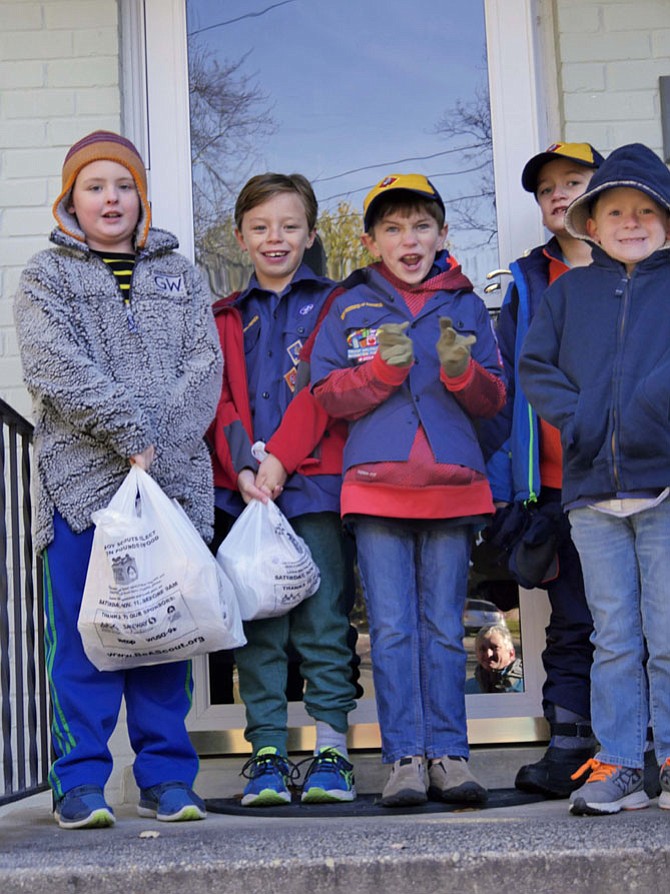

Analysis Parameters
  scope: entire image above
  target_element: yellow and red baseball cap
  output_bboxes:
[363,173,445,231]
[521,142,604,194]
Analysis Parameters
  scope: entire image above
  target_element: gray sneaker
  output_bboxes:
[428,756,488,805]
[659,757,670,809]
[381,757,427,807]
[569,759,650,816]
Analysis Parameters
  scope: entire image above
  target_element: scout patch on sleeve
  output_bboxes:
[154,273,186,294]
[346,327,379,363]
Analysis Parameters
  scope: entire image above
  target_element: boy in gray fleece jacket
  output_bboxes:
[14,131,222,829]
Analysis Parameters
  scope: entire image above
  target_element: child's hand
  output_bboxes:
[130,445,155,471]
[377,321,414,367]
[436,317,476,377]
[255,454,288,502]
[238,468,269,505]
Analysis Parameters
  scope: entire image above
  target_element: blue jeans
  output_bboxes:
[569,500,670,768]
[353,518,472,764]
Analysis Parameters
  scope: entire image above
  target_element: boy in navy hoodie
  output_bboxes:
[519,144,670,816]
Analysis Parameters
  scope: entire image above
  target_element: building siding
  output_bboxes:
[0,0,120,416]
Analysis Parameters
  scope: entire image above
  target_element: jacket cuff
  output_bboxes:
[441,358,474,391]
[371,350,412,385]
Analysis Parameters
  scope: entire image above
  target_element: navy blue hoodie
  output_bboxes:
[518,143,670,506]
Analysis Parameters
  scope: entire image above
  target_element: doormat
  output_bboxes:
[206,789,547,817]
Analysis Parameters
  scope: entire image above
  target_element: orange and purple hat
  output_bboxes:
[52,130,151,248]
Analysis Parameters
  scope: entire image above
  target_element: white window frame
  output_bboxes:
[121,0,559,749]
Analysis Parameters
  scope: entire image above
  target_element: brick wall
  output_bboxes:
[0,0,121,418]
[557,0,670,155]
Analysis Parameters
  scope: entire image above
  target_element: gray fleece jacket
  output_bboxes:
[14,226,223,553]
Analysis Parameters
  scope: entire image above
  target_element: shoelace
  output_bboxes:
[240,752,300,784]
[571,758,620,783]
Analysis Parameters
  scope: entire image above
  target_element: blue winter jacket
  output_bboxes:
[518,245,670,505]
[310,262,504,475]
[484,238,564,503]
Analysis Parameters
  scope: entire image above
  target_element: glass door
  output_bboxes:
[135,0,553,751]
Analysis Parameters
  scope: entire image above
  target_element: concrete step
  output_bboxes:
[2,782,670,894]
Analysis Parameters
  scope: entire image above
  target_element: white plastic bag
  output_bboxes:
[79,465,246,671]
[216,499,320,620]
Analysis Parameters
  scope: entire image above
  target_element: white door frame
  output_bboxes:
[121,0,557,749]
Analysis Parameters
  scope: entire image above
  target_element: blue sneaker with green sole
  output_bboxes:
[240,746,294,807]
[300,747,356,803]
[137,781,206,821]
[54,785,115,830]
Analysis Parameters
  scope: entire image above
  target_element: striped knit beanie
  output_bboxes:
[52,130,151,248]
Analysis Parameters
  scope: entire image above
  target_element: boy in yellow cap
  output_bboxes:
[484,142,605,798]
[309,173,506,807]
[14,131,222,828]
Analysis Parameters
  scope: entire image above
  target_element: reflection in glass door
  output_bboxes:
[185,0,498,299]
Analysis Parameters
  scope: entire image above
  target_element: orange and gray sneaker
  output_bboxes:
[569,758,650,816]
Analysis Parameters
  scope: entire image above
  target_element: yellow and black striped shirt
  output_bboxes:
[92,250,138,332]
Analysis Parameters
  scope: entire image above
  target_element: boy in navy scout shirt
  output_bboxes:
[519,143,670,816]
[209,173,356,807]
[309,174,506,807]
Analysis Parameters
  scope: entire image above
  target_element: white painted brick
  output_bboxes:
[3,147,64,180]
[561,63,606,92]
[565,90,656,121]
[0,294,19,328]
[0,29,73,61]
[73,27,119,57]
[46,56,118,88]
[561,31,651,62]
[4,89,76,119]
[564,123,610,151]
[609,120,663,148]
[0,178,49,208]
[557,4,601,33]
[0,120,47,150]
[0,60,45,89]
[604,2,670,30]
[75,88,121,116]
[0,207,53,238]
[1,328,20,359]
[652,28,670,56]
[47,115,119,147]
[607,58,669,91]
[1,2,43,30]
[45,1,117,30]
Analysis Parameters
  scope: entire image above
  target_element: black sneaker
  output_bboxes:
[515,746,596,799]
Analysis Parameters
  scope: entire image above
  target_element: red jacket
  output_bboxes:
[208,300,346,491]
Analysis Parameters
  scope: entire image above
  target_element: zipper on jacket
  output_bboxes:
[610,274,630,491]
[525,401,537,503]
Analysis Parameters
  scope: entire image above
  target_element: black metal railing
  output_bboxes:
[0,397,50,806]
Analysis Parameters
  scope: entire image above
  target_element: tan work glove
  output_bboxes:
[377,321,414,368]
[436,317,476,377]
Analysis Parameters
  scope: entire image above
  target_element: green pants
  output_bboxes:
[235,512,356,754]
